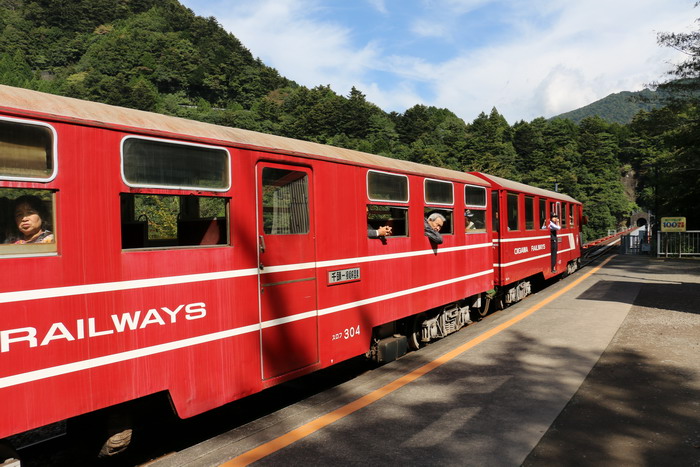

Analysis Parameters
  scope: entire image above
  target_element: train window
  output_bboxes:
[367,204,408,237]
[0,118,57,181]
[121,193,228,249]
[0,188,57,255]
[563,204,569,228]
[465,209,486,232]
[551,201,561,218]
[424,179,453,205]
[424,208,453,235]
[262,168,309,235]
[525,196,535,230]
[539,198,547,229]
[491,191,499,233]
[122,137,230,191]
[465,185,487,208]
[367,170,409,202]
[507,192,519,231]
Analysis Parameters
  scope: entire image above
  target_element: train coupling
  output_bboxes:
[368,335,408,363]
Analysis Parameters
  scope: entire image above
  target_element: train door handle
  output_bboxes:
[259,235,266,252]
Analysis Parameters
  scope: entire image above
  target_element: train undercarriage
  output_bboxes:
[367,258,580,364]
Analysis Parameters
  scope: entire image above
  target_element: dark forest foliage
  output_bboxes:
[0,0,697,238]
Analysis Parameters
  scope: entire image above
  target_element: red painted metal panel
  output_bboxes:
[471,172,582,288]
[1,87,571,448]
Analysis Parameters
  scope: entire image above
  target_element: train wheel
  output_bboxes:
[98,428,133,458]
[0,440,19,466]
[407,314,423,350]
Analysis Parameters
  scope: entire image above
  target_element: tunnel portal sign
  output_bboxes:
[661,217,686,232]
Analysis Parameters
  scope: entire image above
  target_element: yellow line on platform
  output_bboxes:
[222,255,616,466]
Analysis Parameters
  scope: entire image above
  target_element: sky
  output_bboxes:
[178,0,696,124]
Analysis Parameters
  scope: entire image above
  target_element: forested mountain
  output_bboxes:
[553,88,665,124]
[0,0,697,236]
[0,0,294,111]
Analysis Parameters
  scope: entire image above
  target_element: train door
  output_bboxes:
[256,163,319,380]
[491,190,501,283]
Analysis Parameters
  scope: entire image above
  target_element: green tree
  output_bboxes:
[464,108,518,178]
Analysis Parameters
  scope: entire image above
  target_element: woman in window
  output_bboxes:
[9,195,54,244]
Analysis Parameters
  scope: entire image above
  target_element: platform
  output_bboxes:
[151,255,700,466]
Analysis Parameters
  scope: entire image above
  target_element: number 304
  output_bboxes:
[332,326,361,341]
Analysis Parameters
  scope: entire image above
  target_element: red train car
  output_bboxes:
[0,85,496,459]
[471,172,583,309]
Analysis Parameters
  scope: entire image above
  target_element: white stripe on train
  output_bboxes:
[0,267,493,389]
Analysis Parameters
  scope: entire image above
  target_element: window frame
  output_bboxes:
[120,135,231,192]
[539,198,547,230]
[0,116,58,183]
[465,208,487,233]
[367,203,410,238]
[424,207,453,235]
[551,201,561,218]
[525,195,535,230]
[424,178,454,206]
[465,184,487,209]
[261,167,310,236]
[120,192,230,250]
[366,169,410,203]
[507,192,520,231]
[0,188,58,256]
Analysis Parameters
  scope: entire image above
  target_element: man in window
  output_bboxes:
[367,205,393,239]
[424,213,444,244]
[368,224,392,238]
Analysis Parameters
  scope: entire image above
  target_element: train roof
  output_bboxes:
[0,85,487,187]
[471,172,580,204]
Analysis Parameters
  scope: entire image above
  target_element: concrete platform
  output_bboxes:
[150,255,700,466]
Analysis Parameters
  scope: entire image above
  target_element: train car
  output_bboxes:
[0,85,495,459]
[471,172,583,309]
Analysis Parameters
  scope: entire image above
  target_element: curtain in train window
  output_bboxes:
[0,119,56,181]
[262,168,309,235]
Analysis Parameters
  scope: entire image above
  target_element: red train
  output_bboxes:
[0,85,582,460]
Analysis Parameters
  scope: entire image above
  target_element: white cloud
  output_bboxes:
[411,19,450,39]
[414,0,694,121]
[183,0,695,123]
[362,80,426,111]
[366,0,388,14]
[213,0,381,93]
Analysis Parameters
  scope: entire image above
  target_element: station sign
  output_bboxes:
[660,217,686,232]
